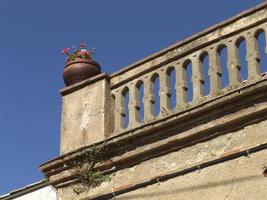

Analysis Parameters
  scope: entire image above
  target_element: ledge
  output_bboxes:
[60,73,110,96]
[40,78,267,188]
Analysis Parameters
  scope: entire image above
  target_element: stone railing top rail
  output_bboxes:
[110,2,267,88]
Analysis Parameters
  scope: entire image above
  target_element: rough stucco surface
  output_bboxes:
[116,150,267,200]
[15,186,57,200]
[57,118,267,200]
[60,78,113,154]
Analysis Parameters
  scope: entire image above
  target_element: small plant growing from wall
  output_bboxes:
[72,144,111,194]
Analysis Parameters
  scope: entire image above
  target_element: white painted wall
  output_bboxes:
[14,186,57,200]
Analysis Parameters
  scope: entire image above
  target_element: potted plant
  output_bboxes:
[62,43,101,86]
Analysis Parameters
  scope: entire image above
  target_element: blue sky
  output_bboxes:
[0,0,264,195]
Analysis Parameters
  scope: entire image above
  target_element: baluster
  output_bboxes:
[227,40,241,87]
[143,75,155,122]
[264,28,267,54]
[209,47,222,96]
[159,69,171,116]
[245,32,260,80]
[128,82,140,128]
[175,62,187,108]
[113,89,125,133]
[192,55,205,103]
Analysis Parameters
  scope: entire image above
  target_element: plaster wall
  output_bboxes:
[14,186,57,200]
[116,149,267,200]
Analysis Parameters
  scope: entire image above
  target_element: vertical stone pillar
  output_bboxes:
[227,40,241,87]
[113,88,125,133]
[264,27,267,54]
[159,69,171,115]
[209,47,222,96]
[245,32,260,80]
[128,82,140,128]
[59,73,114,155]
[144,75,155,122]
[192,55,204,103]
[175,62,187,108]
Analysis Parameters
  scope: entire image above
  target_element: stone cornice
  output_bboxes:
[60,73,110,96]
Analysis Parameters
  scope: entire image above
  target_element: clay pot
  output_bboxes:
[63,58,101,86]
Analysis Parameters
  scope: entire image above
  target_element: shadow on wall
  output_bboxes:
[116,174,262,200]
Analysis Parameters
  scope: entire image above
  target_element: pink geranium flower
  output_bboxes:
[61,48,70,55]
[61,43,95,62]
[80,43,86,48]
[81,50,91,56]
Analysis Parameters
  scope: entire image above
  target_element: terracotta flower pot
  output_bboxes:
[63,58,101,86]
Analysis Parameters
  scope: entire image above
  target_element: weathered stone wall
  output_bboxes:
[116,150,267,200]
[56,116,267,199]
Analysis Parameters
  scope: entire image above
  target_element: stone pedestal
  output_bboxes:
[59,73,114,155]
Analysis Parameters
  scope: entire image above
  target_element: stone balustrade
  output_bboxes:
[110,4,267,135]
